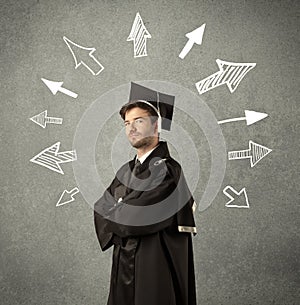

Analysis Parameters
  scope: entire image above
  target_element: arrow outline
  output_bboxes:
[56,187,80,207]
[223,185,250,208]
[63,36,104,75]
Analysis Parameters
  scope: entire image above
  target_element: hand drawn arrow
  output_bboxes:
[218,110,268,126]
[63,36,104,75]
[223,186,249,208]
[179,23,206,59]
[41,78,78,98]
[127,12,151,58]
[30,142,77,174]
[30,110,63,128]
[228,140,272,167]
[195,59,256,94]
[56,187,80,207]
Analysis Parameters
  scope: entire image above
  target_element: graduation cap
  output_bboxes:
[128,82,175,132]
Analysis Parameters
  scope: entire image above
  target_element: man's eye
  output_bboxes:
[135,119,143,124]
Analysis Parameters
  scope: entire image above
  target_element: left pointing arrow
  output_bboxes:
[41,78,78,98]
[30,142,77,174]
[56,187,80,207]
[30,110,63,128]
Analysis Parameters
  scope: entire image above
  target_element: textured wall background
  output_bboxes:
[1,0,299,304]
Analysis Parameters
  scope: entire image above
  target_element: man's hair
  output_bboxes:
[119,100,158,125]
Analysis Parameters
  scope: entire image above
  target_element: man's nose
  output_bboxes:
[128,121,136,131]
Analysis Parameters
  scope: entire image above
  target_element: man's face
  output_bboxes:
[124,107,158,149]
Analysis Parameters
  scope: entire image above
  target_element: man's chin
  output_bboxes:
[130,137,155,149]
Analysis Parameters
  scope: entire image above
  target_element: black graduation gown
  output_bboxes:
[94,141,197,305]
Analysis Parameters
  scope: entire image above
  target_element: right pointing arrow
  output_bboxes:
[218,110,268,126]
[223,185,249,208]
[228,140,272,167]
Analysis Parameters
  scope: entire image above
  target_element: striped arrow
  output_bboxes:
[195,59,256,94]
[30,142,77,174]
[30,110,63,128]
[218,110,268,126]
[127,12,151,58]
[228,140,272,167]
[56,187,80,207]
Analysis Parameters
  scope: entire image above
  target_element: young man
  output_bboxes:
[94,83,197,305]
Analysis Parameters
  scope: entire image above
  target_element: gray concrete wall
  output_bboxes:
[1,0,299,304]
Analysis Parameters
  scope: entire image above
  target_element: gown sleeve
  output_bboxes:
[95,161,193,238]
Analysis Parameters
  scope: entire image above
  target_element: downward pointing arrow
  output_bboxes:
[223,185,249,208]
[63,36,104,75]
[56,187,80,207]
[179,23,206,59]
[41,78,78,98]
[218,110,268,126]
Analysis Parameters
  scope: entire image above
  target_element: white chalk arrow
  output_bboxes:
[223,186,249,208]
[63,36,104,75]
[228,140,272,167]
[218,110,268,126]
[30,142,77,174]
[56,187,80,207]
[41,78,78,98]
[195,59,256,94]
[179,23,206,59]
[127,12,151,58]
[30,110,63,128]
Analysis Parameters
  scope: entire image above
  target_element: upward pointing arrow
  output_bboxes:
[179,23,206,59]
[63,36,104,75]
[218,110,268,126]
[127,12,151,58]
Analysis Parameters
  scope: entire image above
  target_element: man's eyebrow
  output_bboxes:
[124,116,147,123]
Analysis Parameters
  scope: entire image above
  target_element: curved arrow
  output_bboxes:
[218,110,268,126]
